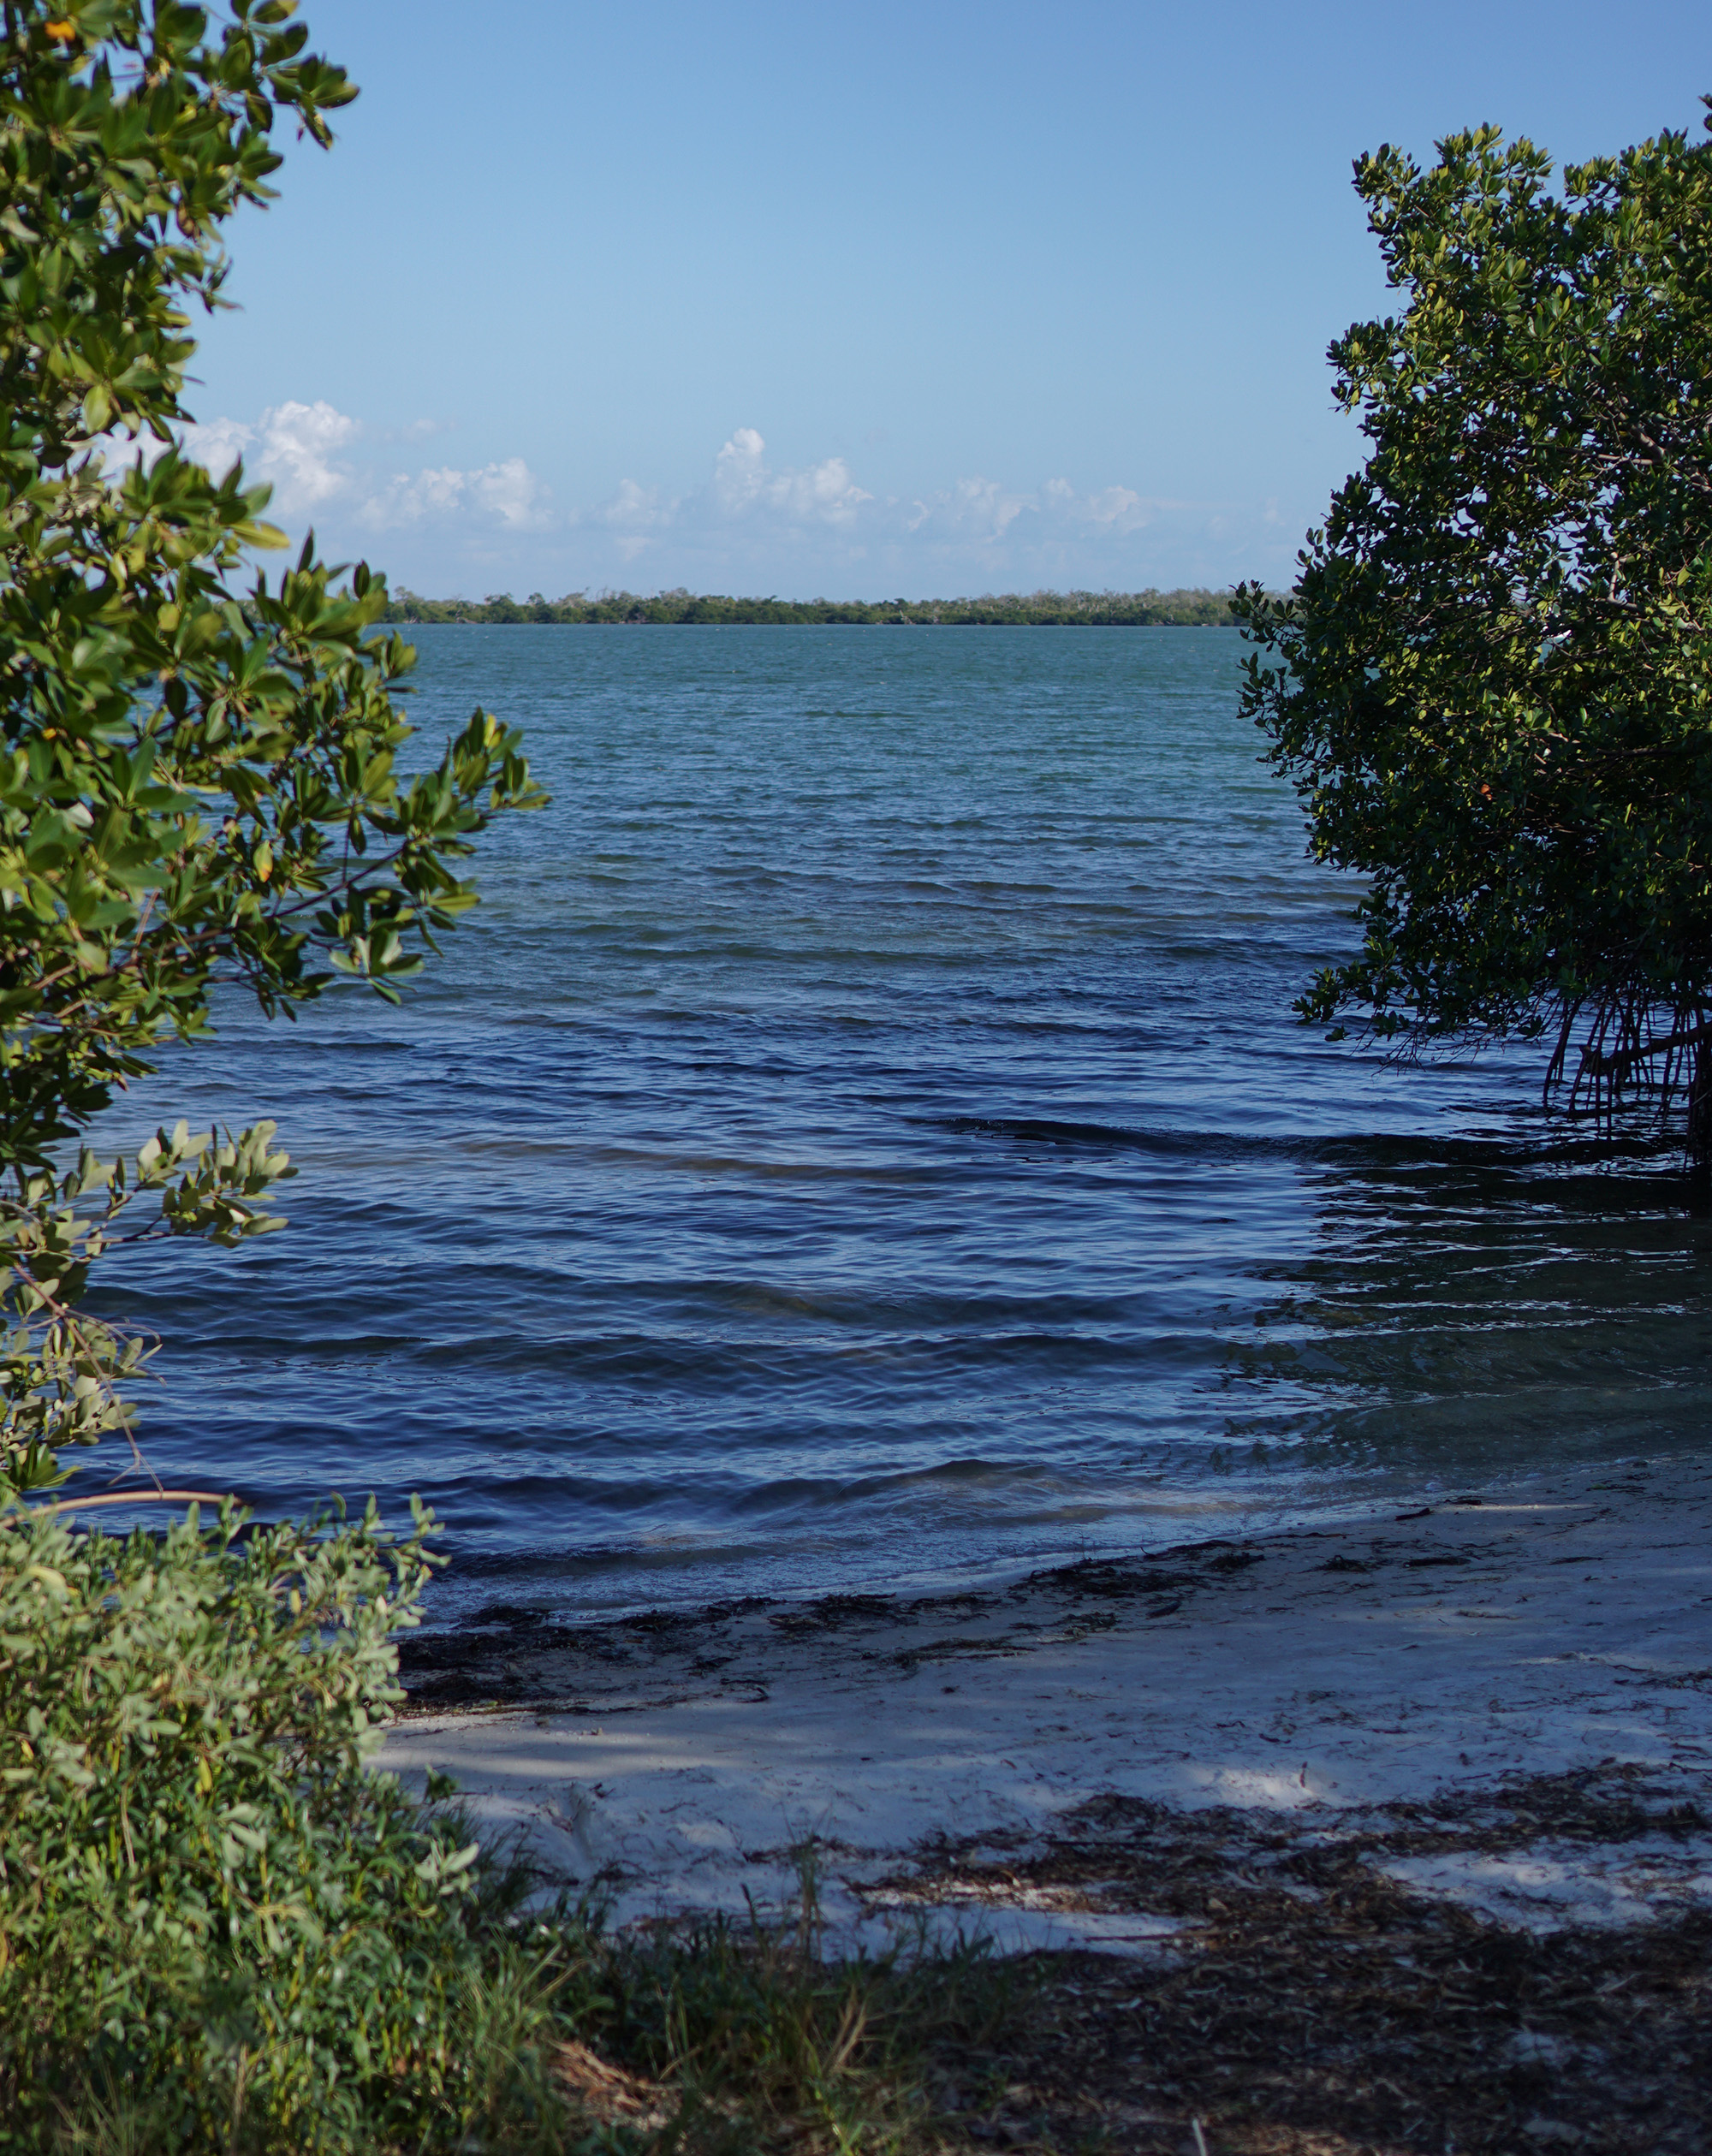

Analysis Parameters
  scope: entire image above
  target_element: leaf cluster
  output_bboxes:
[0,3,546,1498]
[0,0,546,1171]
[0,1117,290,1495]
[1235,101,1712,1116]
[0,0,352,461]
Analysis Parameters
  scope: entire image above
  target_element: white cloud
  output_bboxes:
[552,431,1255,588]
[895,472,1169,550]
[255,400,356,513]
[907,475,1028,540]
[577,430,870,566]
[710,425,768,510]
[175,413,255,480]
[108,401,1282,589]
[360,454,550,532]
[708,428,871,526]
[597,478,677,531]
[1080,484,1149,530]
[364,465,469,524]
[178,400,358,515]
[473,457,548,528]
[383,416,453,443]
[587,478,680,561]
[159,401,550,537]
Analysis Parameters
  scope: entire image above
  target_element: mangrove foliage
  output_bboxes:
[1237,102,1712,1167]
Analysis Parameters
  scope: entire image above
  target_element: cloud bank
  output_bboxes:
[175,401,552,535]
[154,403,1291,593]
[580,431,1176,566]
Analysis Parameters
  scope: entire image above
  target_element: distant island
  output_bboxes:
[377,586,1247,627]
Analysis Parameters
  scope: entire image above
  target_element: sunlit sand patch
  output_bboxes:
[386,1453,1712,1959]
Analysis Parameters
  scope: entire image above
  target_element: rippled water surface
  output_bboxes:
[102,628,1712,1616]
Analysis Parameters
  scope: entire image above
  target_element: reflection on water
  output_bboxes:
[1233,1127,1712,1476]
[80,627,1709,1618]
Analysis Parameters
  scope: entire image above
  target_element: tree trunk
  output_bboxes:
[1690,1037,1712,1209]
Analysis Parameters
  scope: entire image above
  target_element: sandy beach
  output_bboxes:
[384,1454,1712,1956]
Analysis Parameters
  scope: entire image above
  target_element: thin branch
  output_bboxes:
[26,1488,228,1512]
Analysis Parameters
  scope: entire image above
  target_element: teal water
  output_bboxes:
[100,628,1712,1617]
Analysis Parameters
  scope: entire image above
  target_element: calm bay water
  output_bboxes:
[100,628,1712,1618]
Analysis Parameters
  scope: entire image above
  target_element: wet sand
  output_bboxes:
[383,1454,1712,1954]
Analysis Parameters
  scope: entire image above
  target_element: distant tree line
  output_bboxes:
[377,585,1250,627]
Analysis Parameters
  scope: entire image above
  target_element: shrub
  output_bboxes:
[0,1500,579,2153]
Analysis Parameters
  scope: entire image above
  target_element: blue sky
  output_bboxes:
[182,0,1712,599]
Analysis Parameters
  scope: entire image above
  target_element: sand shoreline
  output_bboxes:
[383,1453,1712,1951]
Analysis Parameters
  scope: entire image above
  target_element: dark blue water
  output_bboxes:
[93,628,1712,1617]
